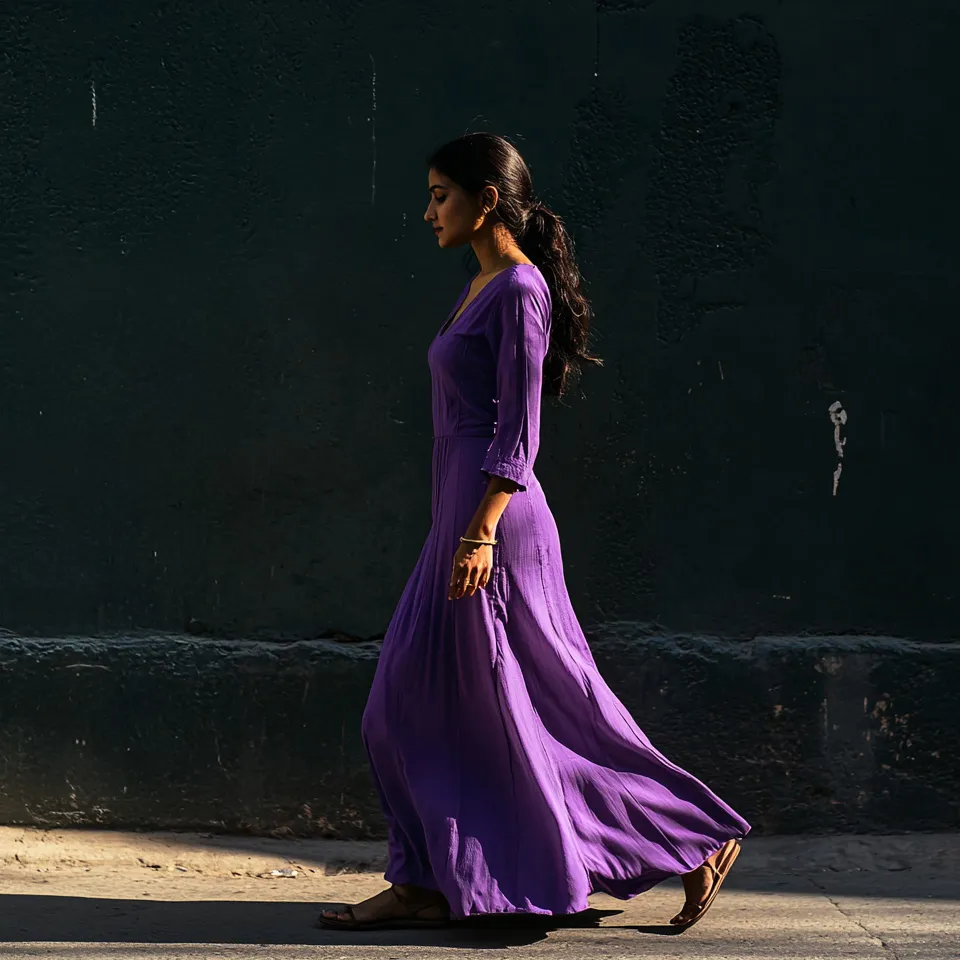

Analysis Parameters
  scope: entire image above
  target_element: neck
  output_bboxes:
[471,223,523,276]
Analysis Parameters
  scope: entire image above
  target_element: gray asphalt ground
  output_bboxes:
[0,829,956,959]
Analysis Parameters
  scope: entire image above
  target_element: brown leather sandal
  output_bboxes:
[670,839,741,933]
[315,884,451,931]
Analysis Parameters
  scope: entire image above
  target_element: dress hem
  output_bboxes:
[385,829,749,920]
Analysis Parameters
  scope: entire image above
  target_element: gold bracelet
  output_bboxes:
[460,536,497,546]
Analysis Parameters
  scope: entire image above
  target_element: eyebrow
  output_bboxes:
[428,184,447,193]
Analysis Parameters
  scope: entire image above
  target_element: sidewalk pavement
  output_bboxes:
[0,828,957,958]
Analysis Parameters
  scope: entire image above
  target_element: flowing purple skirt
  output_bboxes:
[361,265,749,917]
[361,436,750,918]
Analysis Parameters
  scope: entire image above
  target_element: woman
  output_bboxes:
[319,133,749,932]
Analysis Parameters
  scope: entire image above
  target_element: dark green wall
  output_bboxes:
[2,1,958,642]
[1,2,959,833]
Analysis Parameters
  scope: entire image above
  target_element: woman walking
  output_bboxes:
[319,133,749,932]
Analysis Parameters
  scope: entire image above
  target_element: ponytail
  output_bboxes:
[518,201,602,398]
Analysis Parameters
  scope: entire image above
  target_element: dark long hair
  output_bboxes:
[426,133,602,399]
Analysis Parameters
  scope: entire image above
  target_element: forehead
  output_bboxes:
[427,169,455,191]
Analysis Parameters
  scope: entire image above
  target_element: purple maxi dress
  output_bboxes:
[361,263,749,918]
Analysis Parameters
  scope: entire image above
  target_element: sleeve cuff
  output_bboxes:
[481,456,530,491]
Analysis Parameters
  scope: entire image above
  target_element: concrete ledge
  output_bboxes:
[0,628,957,834]
[1,827,958,878]
[0,827,388,877]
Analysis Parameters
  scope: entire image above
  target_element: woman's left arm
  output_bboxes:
[448,274,550,600]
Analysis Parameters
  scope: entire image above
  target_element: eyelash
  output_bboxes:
[434,195,447,204]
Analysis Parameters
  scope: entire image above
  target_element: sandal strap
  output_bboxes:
[691,841,737,910]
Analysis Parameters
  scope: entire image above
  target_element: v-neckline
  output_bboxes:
[437,264,529,338]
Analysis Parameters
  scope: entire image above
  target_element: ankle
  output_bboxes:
[392,883,438,905]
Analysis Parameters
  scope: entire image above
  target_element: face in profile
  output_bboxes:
[424,168,485,249]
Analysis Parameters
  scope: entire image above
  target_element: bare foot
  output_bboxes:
[670,840,736,926]
[320,884,448,926]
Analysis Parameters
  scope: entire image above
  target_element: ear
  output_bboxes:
[479,185,499,216]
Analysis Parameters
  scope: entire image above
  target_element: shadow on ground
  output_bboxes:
[0,899,627,948]
[2,871,960,948]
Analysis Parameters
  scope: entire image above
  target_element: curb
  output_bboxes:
[2,828,958,879]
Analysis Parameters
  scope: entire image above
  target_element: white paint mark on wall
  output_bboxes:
[369,54,377,205]
[829,401,848,496]
[91,80,97,127]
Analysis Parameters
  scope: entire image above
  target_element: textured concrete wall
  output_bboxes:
[0,633,956,835]
[1,1,958,831]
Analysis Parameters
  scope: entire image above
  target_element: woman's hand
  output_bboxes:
[448,541,493,600]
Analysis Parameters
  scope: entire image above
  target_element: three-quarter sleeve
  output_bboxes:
[481,272,551,491]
